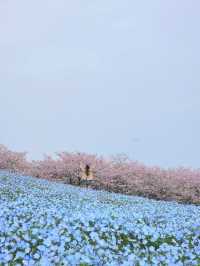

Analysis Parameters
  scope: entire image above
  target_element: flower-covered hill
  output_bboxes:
[1,144,200,204]
[0,171,200,266]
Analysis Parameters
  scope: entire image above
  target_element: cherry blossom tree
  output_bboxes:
[0,144,200,203]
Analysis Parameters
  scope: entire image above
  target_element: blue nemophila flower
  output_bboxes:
[15,251,25,259]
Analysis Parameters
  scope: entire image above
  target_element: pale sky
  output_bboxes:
[0,0,200,168]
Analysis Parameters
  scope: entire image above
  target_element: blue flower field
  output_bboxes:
[0,172,200,265]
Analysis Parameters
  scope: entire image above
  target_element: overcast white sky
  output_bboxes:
[0,0,200,168]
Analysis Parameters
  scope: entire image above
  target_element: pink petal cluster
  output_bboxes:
[0,144,28,173]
